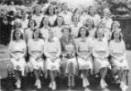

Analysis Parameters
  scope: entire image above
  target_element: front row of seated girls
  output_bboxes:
[8,26,129,91]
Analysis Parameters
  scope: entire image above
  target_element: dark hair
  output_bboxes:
[111,31,123,41]
[45,5,55,15]
[53,16,65,27]
[12,29,23,41]
[39,17,51,28]
[78,26,89,37]
[32,28,42,39]
[28,19,37,28]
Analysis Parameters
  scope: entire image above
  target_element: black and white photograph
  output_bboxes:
[0,0,131,91]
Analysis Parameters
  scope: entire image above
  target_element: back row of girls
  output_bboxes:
[8,1,129,91]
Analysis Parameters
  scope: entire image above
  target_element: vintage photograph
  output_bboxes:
[0,0,131,91]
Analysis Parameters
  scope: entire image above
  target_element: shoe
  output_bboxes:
[52,81,56,90]
[83,78,89,88]
[100,79,107,89]
[120,82,128,91]
[35,79,41,89]
[84,87,91,91]
[15,80,21,89]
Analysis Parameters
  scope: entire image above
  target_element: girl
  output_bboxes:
[111,21,121,33]
[92,29,110,89]
[46,5,57,26]
[27,29,44,89]
[60,26,77,88]
[39,16,51,40]
[44,30,61,90]
[59,3,72,25]
[83,19,96,39]
[76,27,93,89]
[8,29,27,89]
[32,6,44,27]
[52,16,65,39]
[88,6,101,27]
[71,14,82,38]
[109,30,129,91]
[24,19,37,42]
[101,8,113,30]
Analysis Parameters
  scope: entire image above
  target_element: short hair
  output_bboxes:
[28,19,37,28]
[61,25,72,33]
[111,31,123,41]
[77,26,89,38]
[12,29,23,41]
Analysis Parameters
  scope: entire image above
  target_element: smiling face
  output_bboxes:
[63,27,71,37]
[15,30,22,40]
[43,17,49,26]
[96,29,104,39]
[79,27,87,37]
[57,16,64,26]
[33,30,40,40]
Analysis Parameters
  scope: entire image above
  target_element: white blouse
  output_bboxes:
[9,40,26,59]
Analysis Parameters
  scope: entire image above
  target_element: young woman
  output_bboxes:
[27,29,44,89]
[24,19,37,42]
[111,21,121,33]
[76,27,93,88]
[60,26,77,88]
[32,6,43,27]
[39,16,51,40]
[83,19,96,39]
[59,3,72,25]
[8,29,27,89]
[92,28,110,89]
[46,5,57,26]
[109,31,129,91]
[88,6,101,27]
[101,8,113,30]
[44,30,61,90]
[71,14,82,38]
[52,15,65,39]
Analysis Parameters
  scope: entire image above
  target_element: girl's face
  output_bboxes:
[29,20,35,28]
[63,28,70,37]
[15,30,21,40]
[49,6,54,15]
[48,30,54,39]
[34,30,40,39]
[80,28,86,37]
[57,16,64,26]
[114,31,120,40]
[89,7,96,15]
[72,15,79,23]
[43,17,49,26]
[35,7,41,15]
[112,22,120,30]
[62,3,68,11]
[97,29,104,39]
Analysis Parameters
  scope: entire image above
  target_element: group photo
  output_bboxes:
[0,0,131,91]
